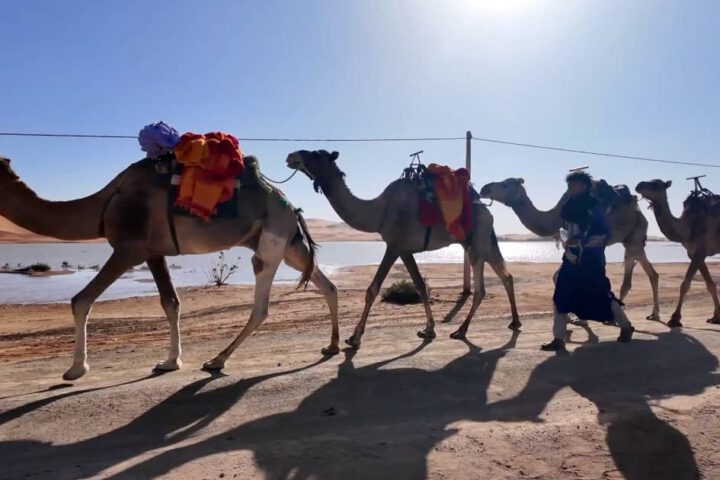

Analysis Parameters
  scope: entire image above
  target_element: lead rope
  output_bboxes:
[260,169,298,184]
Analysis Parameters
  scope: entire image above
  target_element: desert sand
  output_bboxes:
[1,261,720,478]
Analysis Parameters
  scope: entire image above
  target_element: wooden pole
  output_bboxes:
[463,131,472,293]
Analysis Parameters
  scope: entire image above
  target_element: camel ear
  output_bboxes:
[665,180,672,188]
[330,151,339,162]
[518,178,524,185]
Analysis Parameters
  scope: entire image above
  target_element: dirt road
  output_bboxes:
[1,263,720,479]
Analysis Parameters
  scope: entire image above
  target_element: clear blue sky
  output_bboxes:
[2,0,718,236]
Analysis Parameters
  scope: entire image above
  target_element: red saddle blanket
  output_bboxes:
[418,164,473,241]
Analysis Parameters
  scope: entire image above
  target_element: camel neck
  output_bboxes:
[322,174,383,233]
[650,197,688,243]
[509,194,564,237]
[0,180,112,240]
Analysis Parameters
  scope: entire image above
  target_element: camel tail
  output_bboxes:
[294,208,317,289]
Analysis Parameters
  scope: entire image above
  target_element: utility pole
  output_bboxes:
[463,130,472,293]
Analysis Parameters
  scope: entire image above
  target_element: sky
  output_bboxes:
[1,0,718,236]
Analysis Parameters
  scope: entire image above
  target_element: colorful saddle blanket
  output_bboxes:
[416,164,475,242]
[138,123,246,221]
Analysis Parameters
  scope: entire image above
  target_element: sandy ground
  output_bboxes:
[1,262,720,479]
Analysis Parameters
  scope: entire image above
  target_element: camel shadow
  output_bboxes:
[105,332,520,479]
[441,291,471,323]
[1,331,715,479]
[0,357,331,479]
[112,330,716,480]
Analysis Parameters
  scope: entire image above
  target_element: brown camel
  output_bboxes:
[480,178,660,320]
[635,179,720,327]
[0,155,339,380]
[286,150,520,346]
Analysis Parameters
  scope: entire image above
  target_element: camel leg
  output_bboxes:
[283,240,340,355]
[698,262,720,324]
[618,252,637,306]
[146,256,182,372]
[668,256,703,328]
[400,254,436,340]
[488,256,521,331]
[64,249,146,381]
[203,233,285,371]
[346,248,398,349]
[638,251,661,321]
[450,252,485,339]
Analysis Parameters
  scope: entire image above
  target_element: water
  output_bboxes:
[0,241,709,304]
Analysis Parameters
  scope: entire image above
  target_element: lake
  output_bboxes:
[0,241,708,304]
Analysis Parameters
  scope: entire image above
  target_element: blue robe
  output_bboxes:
[553,206,618,321]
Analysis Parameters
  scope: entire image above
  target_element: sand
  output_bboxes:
[1,262,720,478]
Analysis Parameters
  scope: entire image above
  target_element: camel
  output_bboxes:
[286,149,520,346]
[480,178,661,320]
[635,179,720,327]
[0,155,339,380]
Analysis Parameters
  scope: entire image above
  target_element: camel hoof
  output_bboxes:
[668,313,683,328]
[62,363,89,381]
[154,359,182,372]
[345,337,361,349]
[449,330,466,340]
[707,317,720,325]
[202,358,226,371]
[417,329,436,339]
[321,345,340,356]
[508,321,522,331]
[646,313,661,321]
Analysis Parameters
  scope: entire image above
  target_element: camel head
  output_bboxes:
[0,156,19,188]
[286,150,344,194]
[479,178,527,206]
[635,179,672,203]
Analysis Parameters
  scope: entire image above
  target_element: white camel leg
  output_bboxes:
[65,249,145,381]
[638,251,661,320]
[347,248,398,349]
[451,250,485,339]
[698,262,720,324]
[283,241,340,355]
[619,252,637,305]
[203,233,285,370]
[147,256,182,372]
[400,254,436,339]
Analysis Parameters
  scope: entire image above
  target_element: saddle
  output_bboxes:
[592,179,635,211]
[683,190,720,216]
[403,161,478,243]
[145,154,267,220]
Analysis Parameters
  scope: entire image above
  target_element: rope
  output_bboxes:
[260,169,298,184]
[472,137,720,168]
[1,130,717,168]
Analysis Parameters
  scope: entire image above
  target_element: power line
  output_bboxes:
[0,132,464,142]
[472,136,720,168]
[1,130,717,168]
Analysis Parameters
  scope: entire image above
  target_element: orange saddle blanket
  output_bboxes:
[173,132,245,221]
[418,164,473,241]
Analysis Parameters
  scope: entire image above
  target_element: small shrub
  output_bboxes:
[61,261,71,269]
[382,280,422,305]
[207,252,240,287]
[29,263,51,272]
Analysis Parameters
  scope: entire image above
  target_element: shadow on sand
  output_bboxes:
[0,330,716,479]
